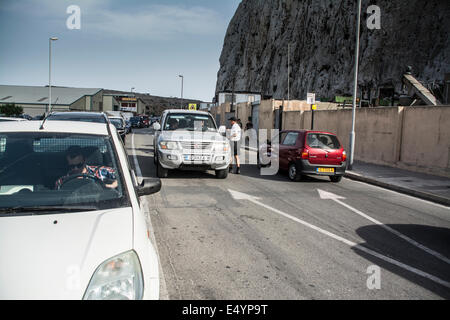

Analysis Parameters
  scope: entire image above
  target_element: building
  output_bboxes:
[102,92,148,115]
[0,85,103,116]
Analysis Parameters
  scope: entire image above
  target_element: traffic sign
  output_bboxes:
[307,93,316,105]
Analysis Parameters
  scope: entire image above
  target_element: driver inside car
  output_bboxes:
[55,146,118,190]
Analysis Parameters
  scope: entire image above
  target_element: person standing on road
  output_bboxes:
[228,117,241,174]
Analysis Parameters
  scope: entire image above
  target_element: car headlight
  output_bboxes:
[159,141,179,150]
[213,142,230,152]
[83,250,144,300]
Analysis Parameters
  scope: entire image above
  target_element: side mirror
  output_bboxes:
[218,125,226,136]
[137,178,161,197]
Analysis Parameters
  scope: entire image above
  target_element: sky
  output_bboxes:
[0,0,242,102]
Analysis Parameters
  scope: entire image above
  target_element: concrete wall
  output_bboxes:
[70,96,88,111]
[399,106,450,176]
[19,104,69,116]
[90,90,103,112]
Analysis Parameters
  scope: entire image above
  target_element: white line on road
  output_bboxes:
[229,189,450,289]
[318,189,450,265]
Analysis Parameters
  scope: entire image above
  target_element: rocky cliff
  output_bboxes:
[215,0,450,101]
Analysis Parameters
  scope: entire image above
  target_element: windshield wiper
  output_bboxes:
[0,205,98,214]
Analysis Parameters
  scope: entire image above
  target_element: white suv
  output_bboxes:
[0,120,161,299]
[154,110,231,178]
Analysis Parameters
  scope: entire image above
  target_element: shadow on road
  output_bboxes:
[240,164,335,184]
[353,224,450,299]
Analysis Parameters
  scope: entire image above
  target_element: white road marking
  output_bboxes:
[318,189,450,265]
[132,133,169,300]
[229,189,450,289]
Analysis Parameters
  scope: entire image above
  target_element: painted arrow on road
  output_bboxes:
[317,189,450,265]
[229,189,450,289]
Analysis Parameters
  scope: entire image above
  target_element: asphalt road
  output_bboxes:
[127,128,450,300]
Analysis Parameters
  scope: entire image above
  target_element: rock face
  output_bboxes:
[215,0,450,100]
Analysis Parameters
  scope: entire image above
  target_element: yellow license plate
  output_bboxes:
[317,168,335,173]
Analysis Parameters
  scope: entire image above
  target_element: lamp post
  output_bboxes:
[48,37,58,115]
[348,0,362,170]
[179,75,184,109]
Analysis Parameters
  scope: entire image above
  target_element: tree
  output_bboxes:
[0,103,23,117]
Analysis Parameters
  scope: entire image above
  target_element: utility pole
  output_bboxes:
[179,75,184,109]
[287,43,290,102]
[348,0,362,170]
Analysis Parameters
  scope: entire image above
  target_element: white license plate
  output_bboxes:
[184,155,210,161]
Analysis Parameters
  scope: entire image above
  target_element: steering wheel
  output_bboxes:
[59,173,107,191]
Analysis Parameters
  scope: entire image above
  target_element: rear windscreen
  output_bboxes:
[306,133,341,150]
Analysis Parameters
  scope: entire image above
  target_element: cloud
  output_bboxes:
[83,4,226,40]
[1,0,227,40]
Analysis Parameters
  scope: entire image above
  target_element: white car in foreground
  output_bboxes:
[0,120,161,299]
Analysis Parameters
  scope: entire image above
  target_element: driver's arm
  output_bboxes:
[99,167,118,189]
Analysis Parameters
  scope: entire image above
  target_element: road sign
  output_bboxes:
[307,93,316,105]
[188,104,197,110]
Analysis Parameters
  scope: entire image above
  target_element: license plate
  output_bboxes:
[317,167,335,173]
[184,155,210,161]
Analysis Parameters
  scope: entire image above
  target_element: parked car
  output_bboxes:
[140,115,150,128]
[154,110,231,179]
[130,116,143,128]
[125,119,132,134]
[258,130,346,182]
[109,117,127,143]
[46,112,109,124]
[0,120,161,299]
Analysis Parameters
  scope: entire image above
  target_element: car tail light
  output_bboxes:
[342,151,347,161]
[301,149,309,159]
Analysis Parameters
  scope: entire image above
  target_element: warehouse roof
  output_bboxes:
[0,85,103,105]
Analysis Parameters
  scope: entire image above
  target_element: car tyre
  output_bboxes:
[157,162,168,178]
[330,175,342,183]
[215,169,228,179]
[288,163,302,182]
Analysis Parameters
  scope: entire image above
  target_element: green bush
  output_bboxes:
[0,104,23,117]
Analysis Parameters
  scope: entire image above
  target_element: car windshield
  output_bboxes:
[47,113,107,123]
[130,117,140,122]
[164,113,217,132]
[0,132,129,214]
[307,133,341,150]
[110,118,124,128]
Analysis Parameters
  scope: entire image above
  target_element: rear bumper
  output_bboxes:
[298,160,347,176]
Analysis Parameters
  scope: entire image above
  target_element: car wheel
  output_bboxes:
[288,163,302,182]
[330,176,342,183]
[215,169,228,179]
[157,162,168,178]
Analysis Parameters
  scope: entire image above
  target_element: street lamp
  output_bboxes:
[179,75,184,109]
[348,0,362,170]
[48,37,58,115]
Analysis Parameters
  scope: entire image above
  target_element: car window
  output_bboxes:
[281,132,299,146]
[306,133,341,150]
[110,118,124,128]
[163,113,217,132]
[0,132,130,214]
[47,114,106,123]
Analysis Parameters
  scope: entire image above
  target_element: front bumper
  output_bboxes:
[298,160,347,176]
[158,149,231,171]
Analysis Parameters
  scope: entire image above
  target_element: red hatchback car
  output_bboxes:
[258,130,347,182]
